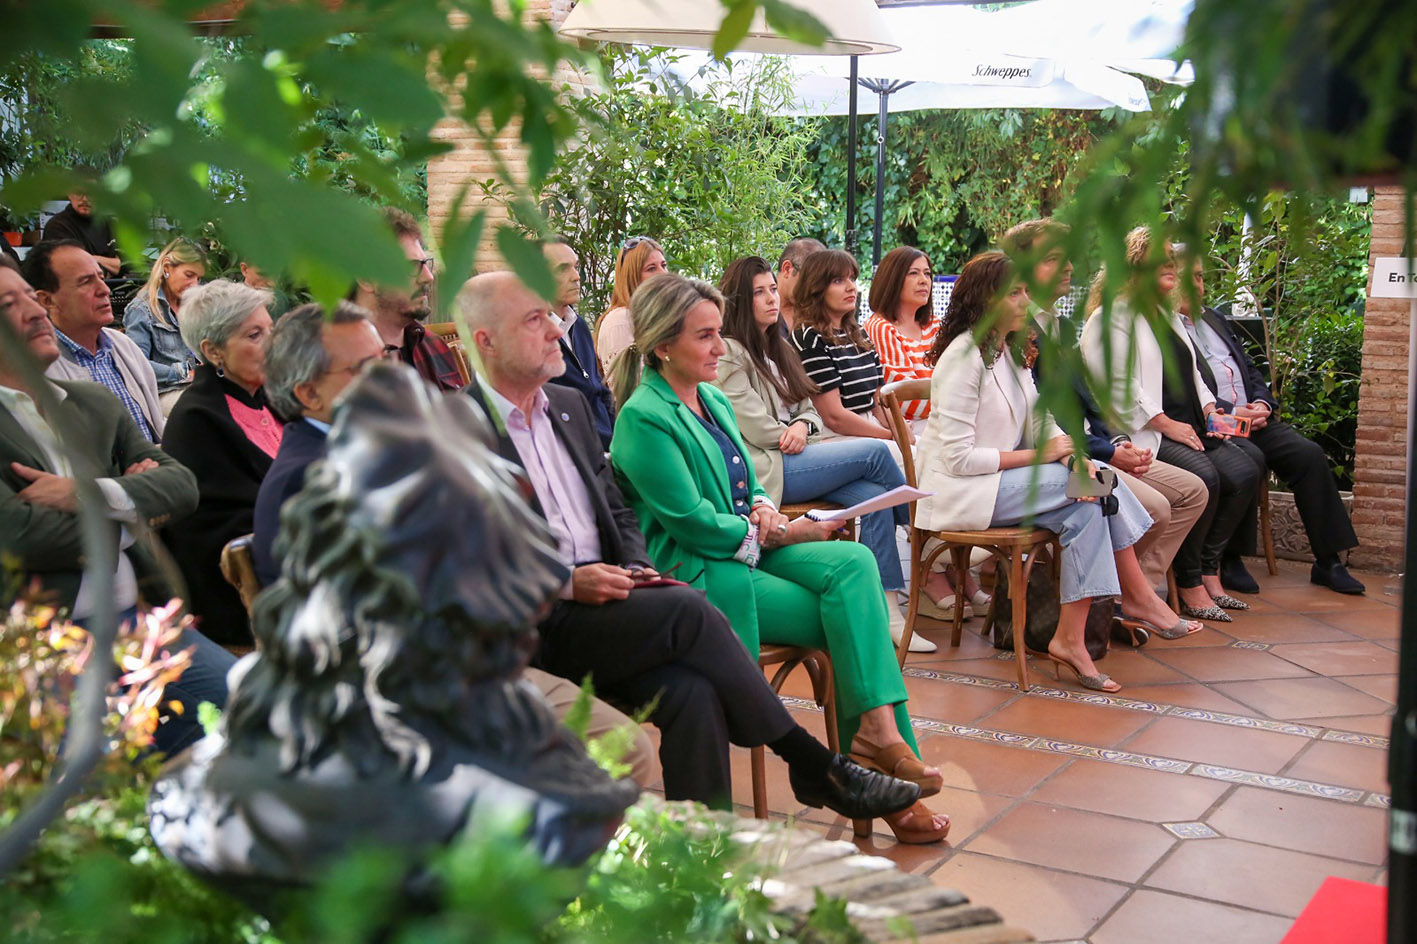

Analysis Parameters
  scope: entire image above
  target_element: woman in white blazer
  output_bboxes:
[1078,229,1262,623]
[916,252,1201,693]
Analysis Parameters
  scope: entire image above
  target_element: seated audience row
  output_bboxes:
[0,255,232,757]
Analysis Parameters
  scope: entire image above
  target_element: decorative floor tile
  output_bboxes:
[1167,707,1320,738]
[1323,728,1391,749]
[1187,764,1365,802]
[1365,794,1392,809]
[1162,822,1220,839]
[1231,640,1271,650]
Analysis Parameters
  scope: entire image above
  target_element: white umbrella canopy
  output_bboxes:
[559,0,899,55]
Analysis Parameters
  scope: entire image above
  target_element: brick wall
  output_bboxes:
[426,0,590,272]
[1349,185,1410,571]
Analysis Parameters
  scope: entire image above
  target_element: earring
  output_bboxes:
[214,362,225,378]
[663,355,671,363]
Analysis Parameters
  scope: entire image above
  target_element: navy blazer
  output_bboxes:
[1195,306,1278,413]
[547,314,616,450]
[466,381,649,570]
[250,418,329,587]
[1032,315,1120,461]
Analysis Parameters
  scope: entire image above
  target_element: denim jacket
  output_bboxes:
[124,289,196,390]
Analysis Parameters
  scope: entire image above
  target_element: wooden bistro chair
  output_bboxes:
[880,380,1059,692]
[751,645,839,819]
[427,321,474,386]
[219,534,263,657]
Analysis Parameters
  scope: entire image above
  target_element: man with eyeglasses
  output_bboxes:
[251,298,659,788]
[544,237,616,449]
[349,208,463,392]
[1177,259,1364,595]
[252,301,387,585]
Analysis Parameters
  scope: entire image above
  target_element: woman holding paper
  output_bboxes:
[609,272,950,844]
[916,252,1201,695]
[713,257,939,650]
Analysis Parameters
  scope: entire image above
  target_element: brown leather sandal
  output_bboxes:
[849,738,943,798]
[855,801,951,844]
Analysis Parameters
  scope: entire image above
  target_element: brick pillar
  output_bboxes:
[1349,185,1409,571]
[427,0,589,272]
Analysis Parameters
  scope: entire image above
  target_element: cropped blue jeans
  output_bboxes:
[988,462,1153,604]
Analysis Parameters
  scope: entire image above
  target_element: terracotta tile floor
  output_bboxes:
[679,558,1400,943]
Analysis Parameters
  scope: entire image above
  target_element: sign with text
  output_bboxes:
[1371,257,1417,299]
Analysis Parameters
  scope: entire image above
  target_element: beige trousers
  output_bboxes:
[1113,460,1209,590]
[525,666,658,789]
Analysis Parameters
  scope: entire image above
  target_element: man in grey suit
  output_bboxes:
[0,256,233,756]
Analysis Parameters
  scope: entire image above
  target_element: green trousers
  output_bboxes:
[750,539,918,754]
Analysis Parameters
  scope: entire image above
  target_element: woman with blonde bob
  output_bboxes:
[609,272,950,844]
[124,237,208,409]
[595,235,667,369]
[1079,227,1262,622]
[916,252,1201,694]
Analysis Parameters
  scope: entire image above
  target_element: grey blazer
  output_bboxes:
[46,326,166,440]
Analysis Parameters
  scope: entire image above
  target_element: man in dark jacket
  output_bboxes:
[253,299,660,787]
[1177,260,1363,594]
[40,191,125,277]
[0,256,230,756]
[544,238,616,449]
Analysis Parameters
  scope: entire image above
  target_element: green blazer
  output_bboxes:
[0,379,199,612]
[610,369,772,653]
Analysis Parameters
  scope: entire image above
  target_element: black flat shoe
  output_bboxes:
[1311,560,1366,595]
[1220,559,1260,594]
[790,754,920,820]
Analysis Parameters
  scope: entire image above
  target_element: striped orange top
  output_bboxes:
[865,313,940,420]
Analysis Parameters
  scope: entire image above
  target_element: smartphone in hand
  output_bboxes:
[1206,412,1252,438]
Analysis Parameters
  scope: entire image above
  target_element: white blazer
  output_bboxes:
[1078,299,1214,454]
[914,332,1064,532]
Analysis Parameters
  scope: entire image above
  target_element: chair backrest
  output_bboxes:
[220,534,264,616]
[427,321,474,386]
[879,378,929,492]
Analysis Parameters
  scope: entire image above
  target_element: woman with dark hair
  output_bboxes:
[596,236,667,370]
[790,250,901,448]
[865,246,938,427]
[916,252,1201,694]
[715,257,934,653]
[610,272,950,843]
[1079,228,1263,622]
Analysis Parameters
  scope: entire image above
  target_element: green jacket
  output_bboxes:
[610,369,771,653]
[0,378,199,612]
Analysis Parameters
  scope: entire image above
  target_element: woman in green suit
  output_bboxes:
[607,273,948,844]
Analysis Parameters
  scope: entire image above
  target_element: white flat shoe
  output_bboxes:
[889,604,937,653]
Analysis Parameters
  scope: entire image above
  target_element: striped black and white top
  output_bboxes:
[791,325,883,416]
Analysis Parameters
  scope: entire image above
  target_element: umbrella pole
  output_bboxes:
[872,83,889,269]
[846,56,859,256]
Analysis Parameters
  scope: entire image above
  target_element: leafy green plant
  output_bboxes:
[489,46,816,320]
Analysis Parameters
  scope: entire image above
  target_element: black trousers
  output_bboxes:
[1155,437,1263,586]
[1226,421,1358,560]
[535,584,796,808]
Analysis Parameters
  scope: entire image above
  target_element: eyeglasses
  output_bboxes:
[411,257,436,274]
[619,236,651,261]
[325,353,384,379]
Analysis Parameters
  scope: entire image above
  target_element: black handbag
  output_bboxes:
[987,562,1111,662]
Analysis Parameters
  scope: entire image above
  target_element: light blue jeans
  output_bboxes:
[782,438,907,592]
[988,462,1153,604]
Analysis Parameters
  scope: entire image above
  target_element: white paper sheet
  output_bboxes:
[803,485,932,521]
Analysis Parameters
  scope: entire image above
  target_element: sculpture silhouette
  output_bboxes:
[149,363,638,915]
